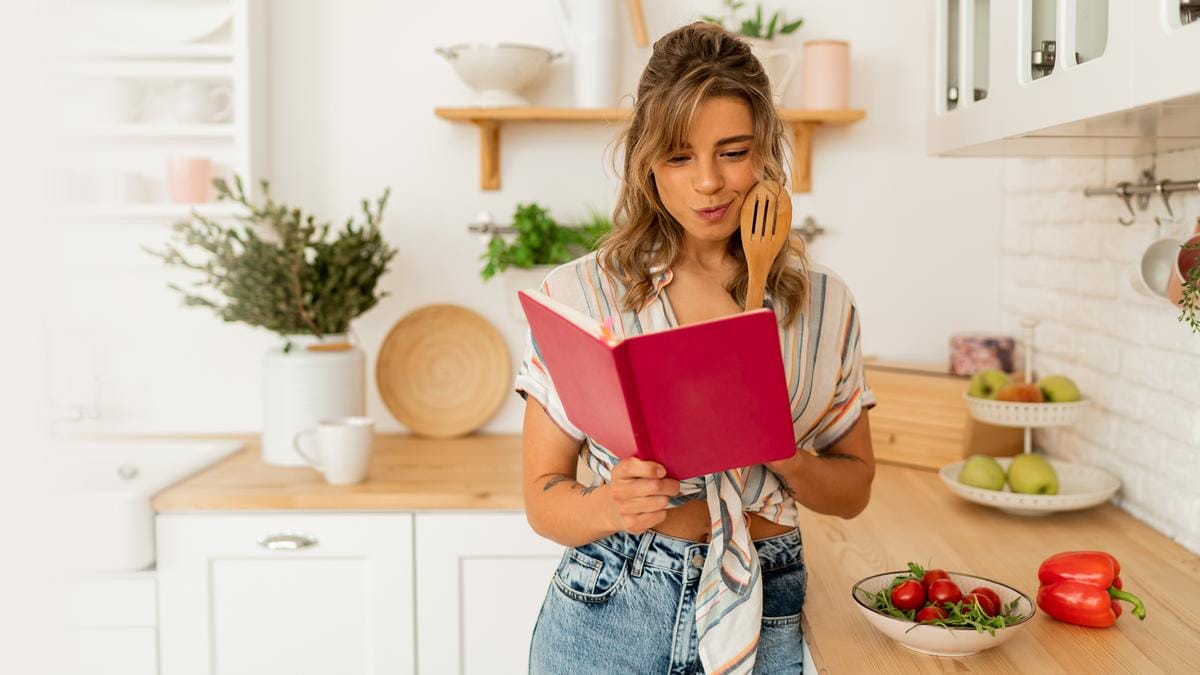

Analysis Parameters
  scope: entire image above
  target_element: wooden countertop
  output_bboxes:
[796,463,1200,673]
[153,433,1200,671]
[151,433,527,511]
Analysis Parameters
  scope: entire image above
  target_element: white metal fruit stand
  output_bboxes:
[962,318,1091,452]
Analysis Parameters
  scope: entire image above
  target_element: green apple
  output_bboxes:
[968,368,1010,399]
[1006,454,1059,495]
[1038,374,1081,403]
[958,454,1007,491]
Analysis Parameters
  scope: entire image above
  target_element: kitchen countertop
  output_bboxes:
[154,433,1200,672]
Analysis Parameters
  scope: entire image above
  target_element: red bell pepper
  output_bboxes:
[1036,551,1146,628]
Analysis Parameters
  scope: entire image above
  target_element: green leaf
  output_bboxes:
[781,18,804,34]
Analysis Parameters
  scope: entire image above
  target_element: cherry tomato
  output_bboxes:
[962,592,997,617]
[968,586,1002,612]
[920,568,950,591]
[890,579,926,611]
[927,579,963,606]
[915,605,948,622]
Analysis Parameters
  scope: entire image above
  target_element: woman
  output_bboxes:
[515,21,876,675]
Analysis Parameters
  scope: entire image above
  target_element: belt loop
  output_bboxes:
[629,531,654,577]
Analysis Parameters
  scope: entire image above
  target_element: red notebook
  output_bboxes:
[518,289,796,480]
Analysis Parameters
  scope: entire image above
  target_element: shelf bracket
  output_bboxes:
[790,121,818,194]
[474,120,501,191]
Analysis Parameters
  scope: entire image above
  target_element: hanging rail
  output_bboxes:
[1083,174,1200,225]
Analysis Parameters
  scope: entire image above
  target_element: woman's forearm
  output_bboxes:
[524,474,620,547]
[771,449,874,518]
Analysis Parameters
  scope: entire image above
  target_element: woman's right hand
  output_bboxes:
[605,458,681,535]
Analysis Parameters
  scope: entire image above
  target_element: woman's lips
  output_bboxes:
[694,202,732,222]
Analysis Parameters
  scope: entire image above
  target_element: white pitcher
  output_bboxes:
[742,37,799,105]
[555,0,621,108]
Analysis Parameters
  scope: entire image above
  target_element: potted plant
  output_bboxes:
[479,201,610,322]
[144,175,397,466]
[1180,239,1199,334]
[701,2,804,102]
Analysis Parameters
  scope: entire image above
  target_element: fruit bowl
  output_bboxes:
[963,394,1091,428]
[939,457,1120,516]
[851,571,1035,657]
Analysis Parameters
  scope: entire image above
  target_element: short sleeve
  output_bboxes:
[811,297,876,452]
[513,274,587,443]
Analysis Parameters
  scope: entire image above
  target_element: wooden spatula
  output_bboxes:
[738,180,792,310]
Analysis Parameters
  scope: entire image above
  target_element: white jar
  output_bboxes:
[261,333,365,467]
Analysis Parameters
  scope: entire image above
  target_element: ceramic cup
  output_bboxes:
[165,157,213,203]
[802,40,850,109]
[171,81,233,123]
[293,416,375,485]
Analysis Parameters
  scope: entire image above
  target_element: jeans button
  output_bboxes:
[691,553,704,569]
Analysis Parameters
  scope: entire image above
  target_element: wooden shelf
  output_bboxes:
[434,106,866,192]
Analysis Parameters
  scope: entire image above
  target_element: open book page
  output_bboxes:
[518,289,621,346]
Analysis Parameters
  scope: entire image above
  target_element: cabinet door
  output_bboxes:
[414,512,564,675]
[1132,0,1200,105]
[157,512,414,675]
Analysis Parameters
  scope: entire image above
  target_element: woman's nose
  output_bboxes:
[692,158,724,193]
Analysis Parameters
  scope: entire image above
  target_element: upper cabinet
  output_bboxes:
[928,0,1200,157]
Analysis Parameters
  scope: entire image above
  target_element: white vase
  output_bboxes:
[556,0,621,107]
[504,265,556,323]
[261,333,365,467]
[742,37,799,105]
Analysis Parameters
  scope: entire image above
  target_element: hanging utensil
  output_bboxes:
[738,180,792,310]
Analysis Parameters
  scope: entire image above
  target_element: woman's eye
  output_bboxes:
[725,150,749,159]
[667,150,748,164]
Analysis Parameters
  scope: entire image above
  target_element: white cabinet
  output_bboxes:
[414,512,564,675]
[1131,0,1200,105]
[928,0,1200,156]
[50,572,159,675]
[156,513,415,675]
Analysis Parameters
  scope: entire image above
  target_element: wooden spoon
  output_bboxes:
[738,180,792,310]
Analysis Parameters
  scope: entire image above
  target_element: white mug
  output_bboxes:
[171,81,233,123]
[293,416,375,485]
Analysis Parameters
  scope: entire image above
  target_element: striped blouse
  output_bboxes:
[514,250,876,674]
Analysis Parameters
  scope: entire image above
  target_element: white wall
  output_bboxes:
[47,1,1006,436]
[1000,151,1200,555]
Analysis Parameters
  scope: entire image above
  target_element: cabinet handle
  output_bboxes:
[257,532,319,551]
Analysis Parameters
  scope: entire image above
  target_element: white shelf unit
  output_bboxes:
[927,0,1200,157]
[43,0,268,220]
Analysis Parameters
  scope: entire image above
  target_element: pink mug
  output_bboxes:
[166,158,213,203]
[1166,219,1200,307]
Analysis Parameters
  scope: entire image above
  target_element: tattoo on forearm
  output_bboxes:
[543,475,601,496]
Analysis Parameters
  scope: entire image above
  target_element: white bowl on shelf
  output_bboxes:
[851,571,1035,657]
[939,456,1121,516]
[435,43,563,107]
[962,394,1091,428]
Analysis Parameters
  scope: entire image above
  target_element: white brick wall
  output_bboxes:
[1001,151,1200,555]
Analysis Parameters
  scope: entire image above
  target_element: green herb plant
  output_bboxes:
[701,1,803,40]
[479,202,611,281]
[143,176,397,347]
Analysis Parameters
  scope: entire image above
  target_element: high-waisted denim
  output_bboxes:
[528,528,807,674]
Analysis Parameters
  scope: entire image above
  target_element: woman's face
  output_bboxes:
[651,95,758,247]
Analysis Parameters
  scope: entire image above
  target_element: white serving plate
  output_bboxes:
[851,571,1035,657]
[963,394,1092,428]
[939,456,1121,516]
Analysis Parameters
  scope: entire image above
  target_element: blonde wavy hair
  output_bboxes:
[597,20,809,325]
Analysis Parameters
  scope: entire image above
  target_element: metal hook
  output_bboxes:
[1155,180,1176,219]
[1116,182,1136,226]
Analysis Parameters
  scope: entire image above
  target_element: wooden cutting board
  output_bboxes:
[376,304,510,439]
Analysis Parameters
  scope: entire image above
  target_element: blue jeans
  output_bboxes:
[529,528,807,674]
